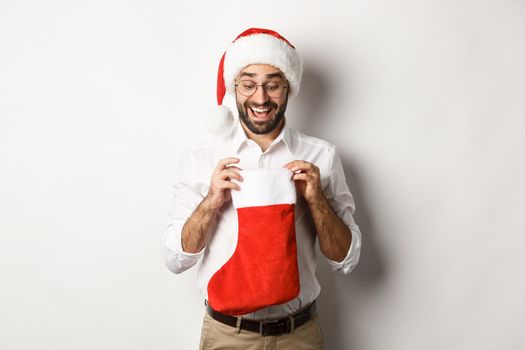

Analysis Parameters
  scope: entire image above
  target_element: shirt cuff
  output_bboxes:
[177,237,206,258]
[163,223,205,274]
[324,223,362,274]
[172,224,206,258]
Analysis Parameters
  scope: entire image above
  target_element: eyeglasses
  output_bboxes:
[235,80,288,98]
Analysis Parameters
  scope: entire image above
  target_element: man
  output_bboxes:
[163,28,362,350]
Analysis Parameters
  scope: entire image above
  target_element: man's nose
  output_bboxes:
[250,85,270,104]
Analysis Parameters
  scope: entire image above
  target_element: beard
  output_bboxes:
[236,95,288,135]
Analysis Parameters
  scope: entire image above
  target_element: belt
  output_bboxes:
[206,301,317,337]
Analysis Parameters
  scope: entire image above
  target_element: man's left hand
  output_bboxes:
[283,160,324,205]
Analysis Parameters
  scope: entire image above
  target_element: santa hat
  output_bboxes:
[208,28,303,136]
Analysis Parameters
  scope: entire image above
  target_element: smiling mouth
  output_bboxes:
[249,106,274,120]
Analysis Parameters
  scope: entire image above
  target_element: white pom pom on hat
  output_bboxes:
[206,28,303,136]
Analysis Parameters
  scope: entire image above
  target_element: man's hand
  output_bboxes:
[181,157,242,253]
[283,160,323,205]
[204,157,243,211]
[284,159,352,262]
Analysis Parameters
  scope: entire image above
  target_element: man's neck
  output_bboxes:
[240,118,285,153]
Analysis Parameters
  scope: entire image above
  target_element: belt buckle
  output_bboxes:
[259,318,290,337]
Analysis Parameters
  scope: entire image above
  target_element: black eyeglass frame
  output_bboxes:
[234,80,288,98]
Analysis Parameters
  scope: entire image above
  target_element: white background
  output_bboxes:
[1,0,524,349]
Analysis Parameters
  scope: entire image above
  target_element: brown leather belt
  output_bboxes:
[205,301,317,337]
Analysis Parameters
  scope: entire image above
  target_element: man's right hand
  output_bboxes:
[181,157,242,253]
[203,157,243,211]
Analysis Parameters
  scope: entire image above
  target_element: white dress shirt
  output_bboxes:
[162,120,362,319]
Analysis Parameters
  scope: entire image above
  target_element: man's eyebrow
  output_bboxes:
[238,72,284,79]
[239,72,256,78]
[265,72,284,79]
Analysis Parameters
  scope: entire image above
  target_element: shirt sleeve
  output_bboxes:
[162,151,206,274]
[322,146,362,274]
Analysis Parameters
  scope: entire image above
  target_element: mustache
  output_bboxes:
[245,101,277,109]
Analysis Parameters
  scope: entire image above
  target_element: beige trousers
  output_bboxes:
[199,311,324,350]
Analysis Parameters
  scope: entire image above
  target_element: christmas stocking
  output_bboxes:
[207,168,300,316]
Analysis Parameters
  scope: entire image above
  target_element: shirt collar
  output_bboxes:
[230,119,293,155]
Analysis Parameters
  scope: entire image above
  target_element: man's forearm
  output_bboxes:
[308,194,352,262]
[181,196,219,253]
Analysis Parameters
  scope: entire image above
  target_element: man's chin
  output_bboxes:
[248,123,273,135]
[251,118,272,128]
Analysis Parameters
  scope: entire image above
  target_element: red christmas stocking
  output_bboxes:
[207,168,300,316]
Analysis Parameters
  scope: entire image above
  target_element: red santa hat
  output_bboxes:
[208,28,303,135]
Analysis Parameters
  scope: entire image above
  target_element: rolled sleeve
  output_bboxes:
[162,153,206,274]
[163,220,205,274]
[324,222,362,274]
[323,146,363,274]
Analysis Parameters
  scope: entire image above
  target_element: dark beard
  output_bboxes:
[236,96,288,135]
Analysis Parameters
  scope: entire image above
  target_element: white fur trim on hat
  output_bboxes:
[223,34,303,98]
